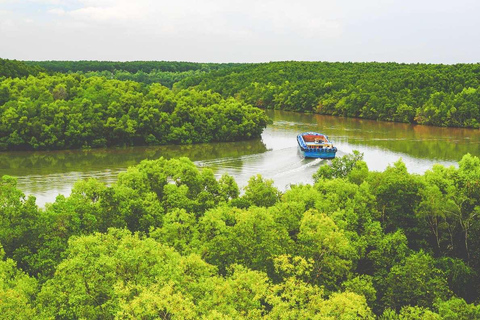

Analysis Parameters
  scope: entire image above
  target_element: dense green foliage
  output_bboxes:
[18,60,480,129]
[80,69,208,88]
[24,60,247,88]
[4,58,480,317]
[0,73,267,150]
[25,60,245,74]
[0,58,44,79]
[2,153,480,318]
[177,61,480,128]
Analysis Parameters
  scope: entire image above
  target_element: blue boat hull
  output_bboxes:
[299,146,337,159]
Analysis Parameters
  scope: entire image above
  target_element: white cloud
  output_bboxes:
[44,0,147,22]
[0,10,16,33]
[48,8,66,15]
[45,0,342,38]
[78,0,118,6]
[29,0,77,4]
[67,5,143,21]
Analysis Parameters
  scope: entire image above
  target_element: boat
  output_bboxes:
[297,132,337,159]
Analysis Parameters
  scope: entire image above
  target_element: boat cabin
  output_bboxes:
[302,134,327,143]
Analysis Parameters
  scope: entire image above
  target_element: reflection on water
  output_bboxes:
[269,111,480,162]
[1,140,268,177]
[2,110,480,206]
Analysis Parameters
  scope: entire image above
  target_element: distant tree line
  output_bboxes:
[2,153,480,318]
[78,69,208,88]
[24,60,247,74]
[22,60,248,88]
[0,58,45,78]
[176,61,480,128]
[0,73,268,150]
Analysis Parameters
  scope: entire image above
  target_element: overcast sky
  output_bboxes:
[1,0,480,63]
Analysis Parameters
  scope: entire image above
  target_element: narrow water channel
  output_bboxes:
[2,110,479,207]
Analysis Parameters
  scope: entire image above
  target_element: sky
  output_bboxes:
[1,0,480,63]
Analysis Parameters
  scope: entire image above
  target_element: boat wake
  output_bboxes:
[193,145,331,191]
[272,158,325,178]
[194,152,267,167]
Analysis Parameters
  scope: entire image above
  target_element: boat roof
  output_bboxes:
[299,132,326,137]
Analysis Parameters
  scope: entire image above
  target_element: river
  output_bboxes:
[2,110,480,207]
